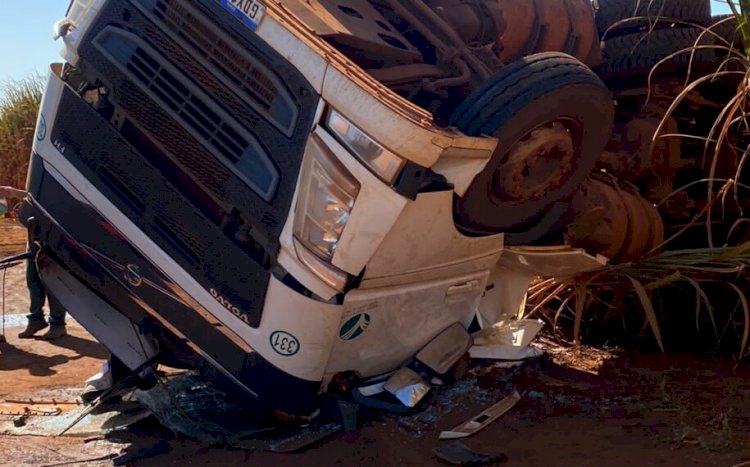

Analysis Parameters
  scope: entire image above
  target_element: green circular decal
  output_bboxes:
[270,330,299,356]
[339,313,371,341]
[36,114,47,142]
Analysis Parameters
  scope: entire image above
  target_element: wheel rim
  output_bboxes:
[489,118,583,203]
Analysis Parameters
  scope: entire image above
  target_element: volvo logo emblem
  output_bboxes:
[123,264,143,287]
[36,114,47,142]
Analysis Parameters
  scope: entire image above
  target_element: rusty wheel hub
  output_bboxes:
[490,119,581,203]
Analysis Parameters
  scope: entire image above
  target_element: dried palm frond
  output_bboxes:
[525,239,750,355]
[533,4,750,356]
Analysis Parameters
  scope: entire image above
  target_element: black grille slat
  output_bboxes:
[97,166,147,214]
[119,81,236,204]
[58,127,209,266]
[53,90,274,324]
[153,217,201,265]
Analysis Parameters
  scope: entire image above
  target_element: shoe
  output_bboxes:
[41,325,67,340]
[18,320,48,338]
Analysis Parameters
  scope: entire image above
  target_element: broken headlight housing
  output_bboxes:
[55,0,90,38]
[326,110,405,184]
[294,134,360,288]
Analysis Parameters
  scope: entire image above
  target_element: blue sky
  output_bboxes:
[0,0,737,83]
[1,1,71,82]
[711,0,734,15]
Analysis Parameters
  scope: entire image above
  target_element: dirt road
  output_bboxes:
[2,220,750,465]
[3,304,750,466]
[0,218,25,256]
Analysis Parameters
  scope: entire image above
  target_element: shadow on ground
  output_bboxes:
[0,342,77,376]
[71,348,750,466]
[46,334,109,360]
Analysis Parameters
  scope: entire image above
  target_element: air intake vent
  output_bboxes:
[130,0,298,136]
[94,27,279,202]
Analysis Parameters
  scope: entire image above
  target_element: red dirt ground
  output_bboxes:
[0,217,25,257]
[2,220,750,465]
[3,322,750,465]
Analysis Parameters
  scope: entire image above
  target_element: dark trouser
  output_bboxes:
[26,249,66,326]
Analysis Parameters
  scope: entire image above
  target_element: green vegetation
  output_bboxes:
[527,2,750,357]
[727,0,750,52]
[0,75,44,189]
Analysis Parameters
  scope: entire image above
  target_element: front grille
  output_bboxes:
[53,87,267,325]
[95,27,279,202]
[65,0,318,327]
[130,0,297,136]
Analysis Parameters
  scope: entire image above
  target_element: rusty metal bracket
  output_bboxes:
[0,251,31,270]
[1,407,63,417]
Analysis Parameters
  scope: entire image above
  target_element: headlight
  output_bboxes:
[294,134,360,262]
[326,110,405,184]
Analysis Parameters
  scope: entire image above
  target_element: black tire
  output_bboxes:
[595,0,711,38]
[599,27,725,80]
[704,15,742,47]
[450,52,614,234]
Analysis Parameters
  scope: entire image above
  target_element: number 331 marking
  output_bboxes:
[270,330,300,356]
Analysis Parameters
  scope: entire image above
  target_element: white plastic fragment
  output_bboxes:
[383,367,430,407]
[470,319,545,360]
[439,390,521,440]
[469,345,544,360]
[416,323,472,375]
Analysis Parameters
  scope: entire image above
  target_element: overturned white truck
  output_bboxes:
[23,0,612,417]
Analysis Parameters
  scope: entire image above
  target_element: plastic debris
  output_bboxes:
[321,395,359,432]
[356,371,394,397]
[474,319,544,347]
[232,421,342,453]
[12,414,28,427]
[416,323,472,375]
[433,441,508,466]
[384,367,431,408]
[469,345,544,360]
[470,320,545,361]
[439,391,521,440]
[134,374,273,445]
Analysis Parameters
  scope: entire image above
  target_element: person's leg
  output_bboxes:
[41,295,67,340]
[19,255,49,338]
[26,257,46,319]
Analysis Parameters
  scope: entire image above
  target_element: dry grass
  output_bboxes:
[0,75,44,189]
[525,242,750,355]
[528,4,750,357]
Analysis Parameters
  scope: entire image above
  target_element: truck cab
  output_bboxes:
[24,0,610,417]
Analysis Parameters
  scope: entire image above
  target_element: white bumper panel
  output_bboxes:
[363,190,504,282]
[477,246,608,327]
[325,269,489,378]
[259,276,343,380]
